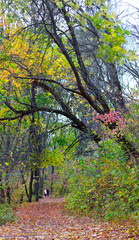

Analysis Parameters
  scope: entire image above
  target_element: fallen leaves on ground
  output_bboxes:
[0,197,138,239]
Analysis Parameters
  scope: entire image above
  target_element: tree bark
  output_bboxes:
[6,186,11,204]
[34,167,39,202]
[28,168,33,202]
[0,173,5,204]
[50,165,54,194]
[20,169,29,199]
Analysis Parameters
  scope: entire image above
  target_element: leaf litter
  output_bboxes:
[0,198,138,239]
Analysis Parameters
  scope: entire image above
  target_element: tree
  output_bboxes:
[0,0,138,162]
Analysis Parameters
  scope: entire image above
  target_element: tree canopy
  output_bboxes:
[0,0,138,161]
[0,1,139,163]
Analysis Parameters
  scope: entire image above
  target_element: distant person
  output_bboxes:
[47,189,50,197]
[44,189,47,197]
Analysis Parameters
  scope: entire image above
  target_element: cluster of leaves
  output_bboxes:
[95,110,129,137]
[93,107,139,151]
[0,204,16,226]
[96,110,126,124]
[85,0,137,63]
[123,102,139,150]
[55,0,137,64]
[65,139,139,221]
[0,28,75,116]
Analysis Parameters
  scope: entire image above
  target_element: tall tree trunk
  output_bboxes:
[40,169,44,189]
[28,168,33,202]
[20,169,29,199]
[50,165,54,194]
[39,168,44,198]
[6,186,11,204]
[0,173,5,204]
[34,167,39,202]
[6,170,11,204]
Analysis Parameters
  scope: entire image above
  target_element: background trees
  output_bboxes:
[0,0,138,220]
[0,0,138,157]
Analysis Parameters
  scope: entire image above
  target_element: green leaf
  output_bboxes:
[124,30,130,35]
[5,162,9,166]
[56,1,63,9]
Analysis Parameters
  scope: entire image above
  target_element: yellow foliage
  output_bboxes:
[0,23,79,120]
[41,148,64,167]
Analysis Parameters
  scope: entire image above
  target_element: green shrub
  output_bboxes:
[38,188,43,198]
[65,139,139,221]
[0,204,15,226]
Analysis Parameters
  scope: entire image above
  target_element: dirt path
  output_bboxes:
[0,197,138,239]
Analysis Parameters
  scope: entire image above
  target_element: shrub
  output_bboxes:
[65,139,139,221]
[0,204,15,226]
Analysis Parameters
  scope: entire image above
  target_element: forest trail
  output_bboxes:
[0,197,138,240]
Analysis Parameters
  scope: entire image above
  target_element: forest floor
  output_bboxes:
[0,197,138,240]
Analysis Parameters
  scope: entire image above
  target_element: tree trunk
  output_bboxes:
[6,170,11,204]
[28,168,33,202]
[117,135,139,164]
[34,167,39,202]
[40,168,44,189]
[6,186,11,204]
[0,173,5,204]
[50,165,54,194]
[20,169,29,199]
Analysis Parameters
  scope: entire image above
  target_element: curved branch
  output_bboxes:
[1,98,87,132]
[14,76,82,96]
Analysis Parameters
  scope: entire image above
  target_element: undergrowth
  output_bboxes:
[0,204,16,226]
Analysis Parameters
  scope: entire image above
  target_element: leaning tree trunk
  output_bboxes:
[117,135,139,164]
